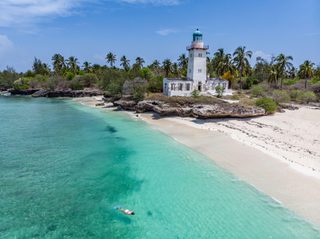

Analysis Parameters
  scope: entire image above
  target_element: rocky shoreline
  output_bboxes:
[3,89,267,118]
[113,99,266,118]
[8,89,104,98]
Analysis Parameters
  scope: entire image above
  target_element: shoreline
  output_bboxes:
[72,97,320,227]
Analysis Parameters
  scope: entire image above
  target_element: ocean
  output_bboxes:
[0,96,319,239]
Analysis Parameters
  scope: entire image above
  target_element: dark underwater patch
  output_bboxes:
[105,125,117,134]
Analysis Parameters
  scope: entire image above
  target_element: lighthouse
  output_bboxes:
[163,29,230,97]
[186,29,209,92]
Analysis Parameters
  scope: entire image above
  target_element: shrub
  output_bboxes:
[148,76,163,93]
[296,91,317,104]
[69,78,84,90]
[243,76,258,90]
[132,85,146,102]
[289,90,302,101]
[251,85,266,98]
[283,78,299,86]
[311,82,320,96]
[191,90,200,98]
[65,71,75,81]
[311,77,320,85]
[75,73,97,88]
[255,98,278,114]
[13,77,31,90]
[272,90,290,103]
[106,81,123,96]
[215,85,225,98]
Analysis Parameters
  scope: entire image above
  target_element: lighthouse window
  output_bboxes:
[198,69,202,73]
[198,53,202,57]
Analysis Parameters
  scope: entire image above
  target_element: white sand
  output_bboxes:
[73,97,320,226]
[157,107,320,176]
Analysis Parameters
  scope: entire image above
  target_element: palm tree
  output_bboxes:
[212,48,226,76]
[66,56,79,74]
[82,61,92,73]
[51,53,65,75]
[177,54,188,70]
[149,60,160,69]
[162,59,172,77]
[120,55,130,71]
[148,60,161,75]
[135,57,145,69]
[172,62,179,77]
[268,64,279,87]
[274,53,293,89]
[298,60,315,89]
[106,52,117,67]
[233,46,252,89]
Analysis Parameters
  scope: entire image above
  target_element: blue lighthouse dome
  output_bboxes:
[193,29,203,41]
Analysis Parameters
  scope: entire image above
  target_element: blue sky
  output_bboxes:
[0,0,319,71]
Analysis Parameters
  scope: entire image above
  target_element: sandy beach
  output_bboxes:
[74,97,320,226]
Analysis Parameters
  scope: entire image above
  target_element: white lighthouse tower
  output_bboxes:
[187,29,209,92]
[163,29,230,97]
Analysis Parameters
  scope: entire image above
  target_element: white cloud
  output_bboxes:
[121,0,181,5]
[0,0,181,28]
[0,0,84,27]
[156,28,177,36]
[0,34,14,52]
[253,50,272,61]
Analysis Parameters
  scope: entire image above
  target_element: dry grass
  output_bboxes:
[146,93,225,106]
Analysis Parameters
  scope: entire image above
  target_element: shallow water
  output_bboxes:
[0,96,319,239]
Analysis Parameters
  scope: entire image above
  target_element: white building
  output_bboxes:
[163,29,231,97]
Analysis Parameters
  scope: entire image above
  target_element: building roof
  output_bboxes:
[164,78,193,82]
[193,29,202,36]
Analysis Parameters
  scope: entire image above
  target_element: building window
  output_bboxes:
[186,83,190,91]
[178,83,183,91]
[171,83,175,91]
[198,53,202,57]
[198,69,202,73]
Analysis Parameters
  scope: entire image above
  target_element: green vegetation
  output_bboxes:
[215,85,225,98]
[255,98,278,114]
[191,90,200,98]
[272,90,290,103]
[0,46,319,106]
[251,85,266,98]
[283,78,298,86]
[296,91,317,104]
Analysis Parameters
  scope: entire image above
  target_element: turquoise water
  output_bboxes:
[0,97,319,239]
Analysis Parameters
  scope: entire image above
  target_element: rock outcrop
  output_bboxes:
[116,99,266,118]
[191,104,265,118]
[9,89,103,97]
[113,100,137,110]
[9,89,40,95]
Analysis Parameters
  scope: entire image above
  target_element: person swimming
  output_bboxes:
[114,206,135,216]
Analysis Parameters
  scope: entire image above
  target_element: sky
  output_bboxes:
[0,0,319,71]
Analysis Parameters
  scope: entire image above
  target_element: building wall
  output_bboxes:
[187,48,207,90]
[163,79,193,97]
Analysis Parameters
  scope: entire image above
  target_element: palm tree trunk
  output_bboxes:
[305,79,308,89]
